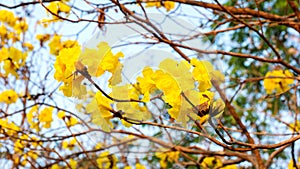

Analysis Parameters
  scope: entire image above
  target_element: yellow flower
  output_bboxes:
[201,157,222,168]
[111,85,150,125]
[54,46,81,81]
[57,111,65,119]
[38,107,54,128]
[79,42,124,79]
[36,34,51,44]
[0,25,7,37]
[62,138,77,150]
[155,150,180,168]
[136,67,157,102]
[14,134,29,154]
[0,89,18,104]
[96,151,118,169]
[9,46,27,64]
[1,47,27,77]
[27,106,40,132]
[159,58,194,92]
[191,58,212,92]
[62,40,79,49]
[220,164,238,169]
[14,18,28,34]
[0,9,17,27]
[146,2,161,8]
[145,1,175,11]
[3,60,17,77]
[263,69,294,94]
[163,1,176,11]
[31,136,41,147]
[57,111,78,126]
[53,45,85,97]
[47,2,71,17]
[22,42,34,51]
[26,151,38,160]
[69,159,77,169]
[0,47,8,61]
[199,91,214,107]
[288,158,300,169]
[49,35,79,56]
[0,119,19,136]
[136,163,146,169]
[289,121,300,132]
[37,18,53,28]
[51,164,61,169]
[86,91,113,132]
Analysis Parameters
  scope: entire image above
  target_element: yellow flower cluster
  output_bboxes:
[57,111,78,127]
[86,91,114,132]
[27,106,54,131]
[39,107,53,128]
[0,10,31,79]
[134,58,222,125]
[13,134,40,167]
[78,42,124,80]
[62,138,77,150]
[201,157,237,169]
[49,34,79,55]
[155,150,180,168]
[0,118,20,136]
[289,120,300,132]
[36,33,50,45]
[53,42,123,97]
[0,10,17,27]
[54,45,82,96]
[145,1,176,11]
[96,151,118,169]
[46,1,71,20]
[0,89,18,104]
[263,69,294,94]
[124,163,146,169]
[0,9,29,46]
[137,66,182,119]
[0,47,27,77]
[288,157,300,169]
[111,85,151,128]
[27,106,41,131]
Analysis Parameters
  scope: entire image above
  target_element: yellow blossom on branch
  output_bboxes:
[0,47,27,77]
[27,105,40,132]
[263,69,294,94]
[0,118,20,136]
[191,58,213,92]
[136,163,146,169]
[57,111,78,127]
[288,158,300,169]
[144,1,176,11]
[14,18,28,34]
[0,9,17,27]
[289,121,300,132]
[46,1,71,20]
[48,34,79,55]
[69,159,77,169]
[62,138,77,151]
[36,33,51,45]
[78,42,124,81]
[96,151,118,169]
[38,107,54,128]
[86,91,114,132]
[0,89,18,104]
[201,157,222,168]
[155,150,180,168]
